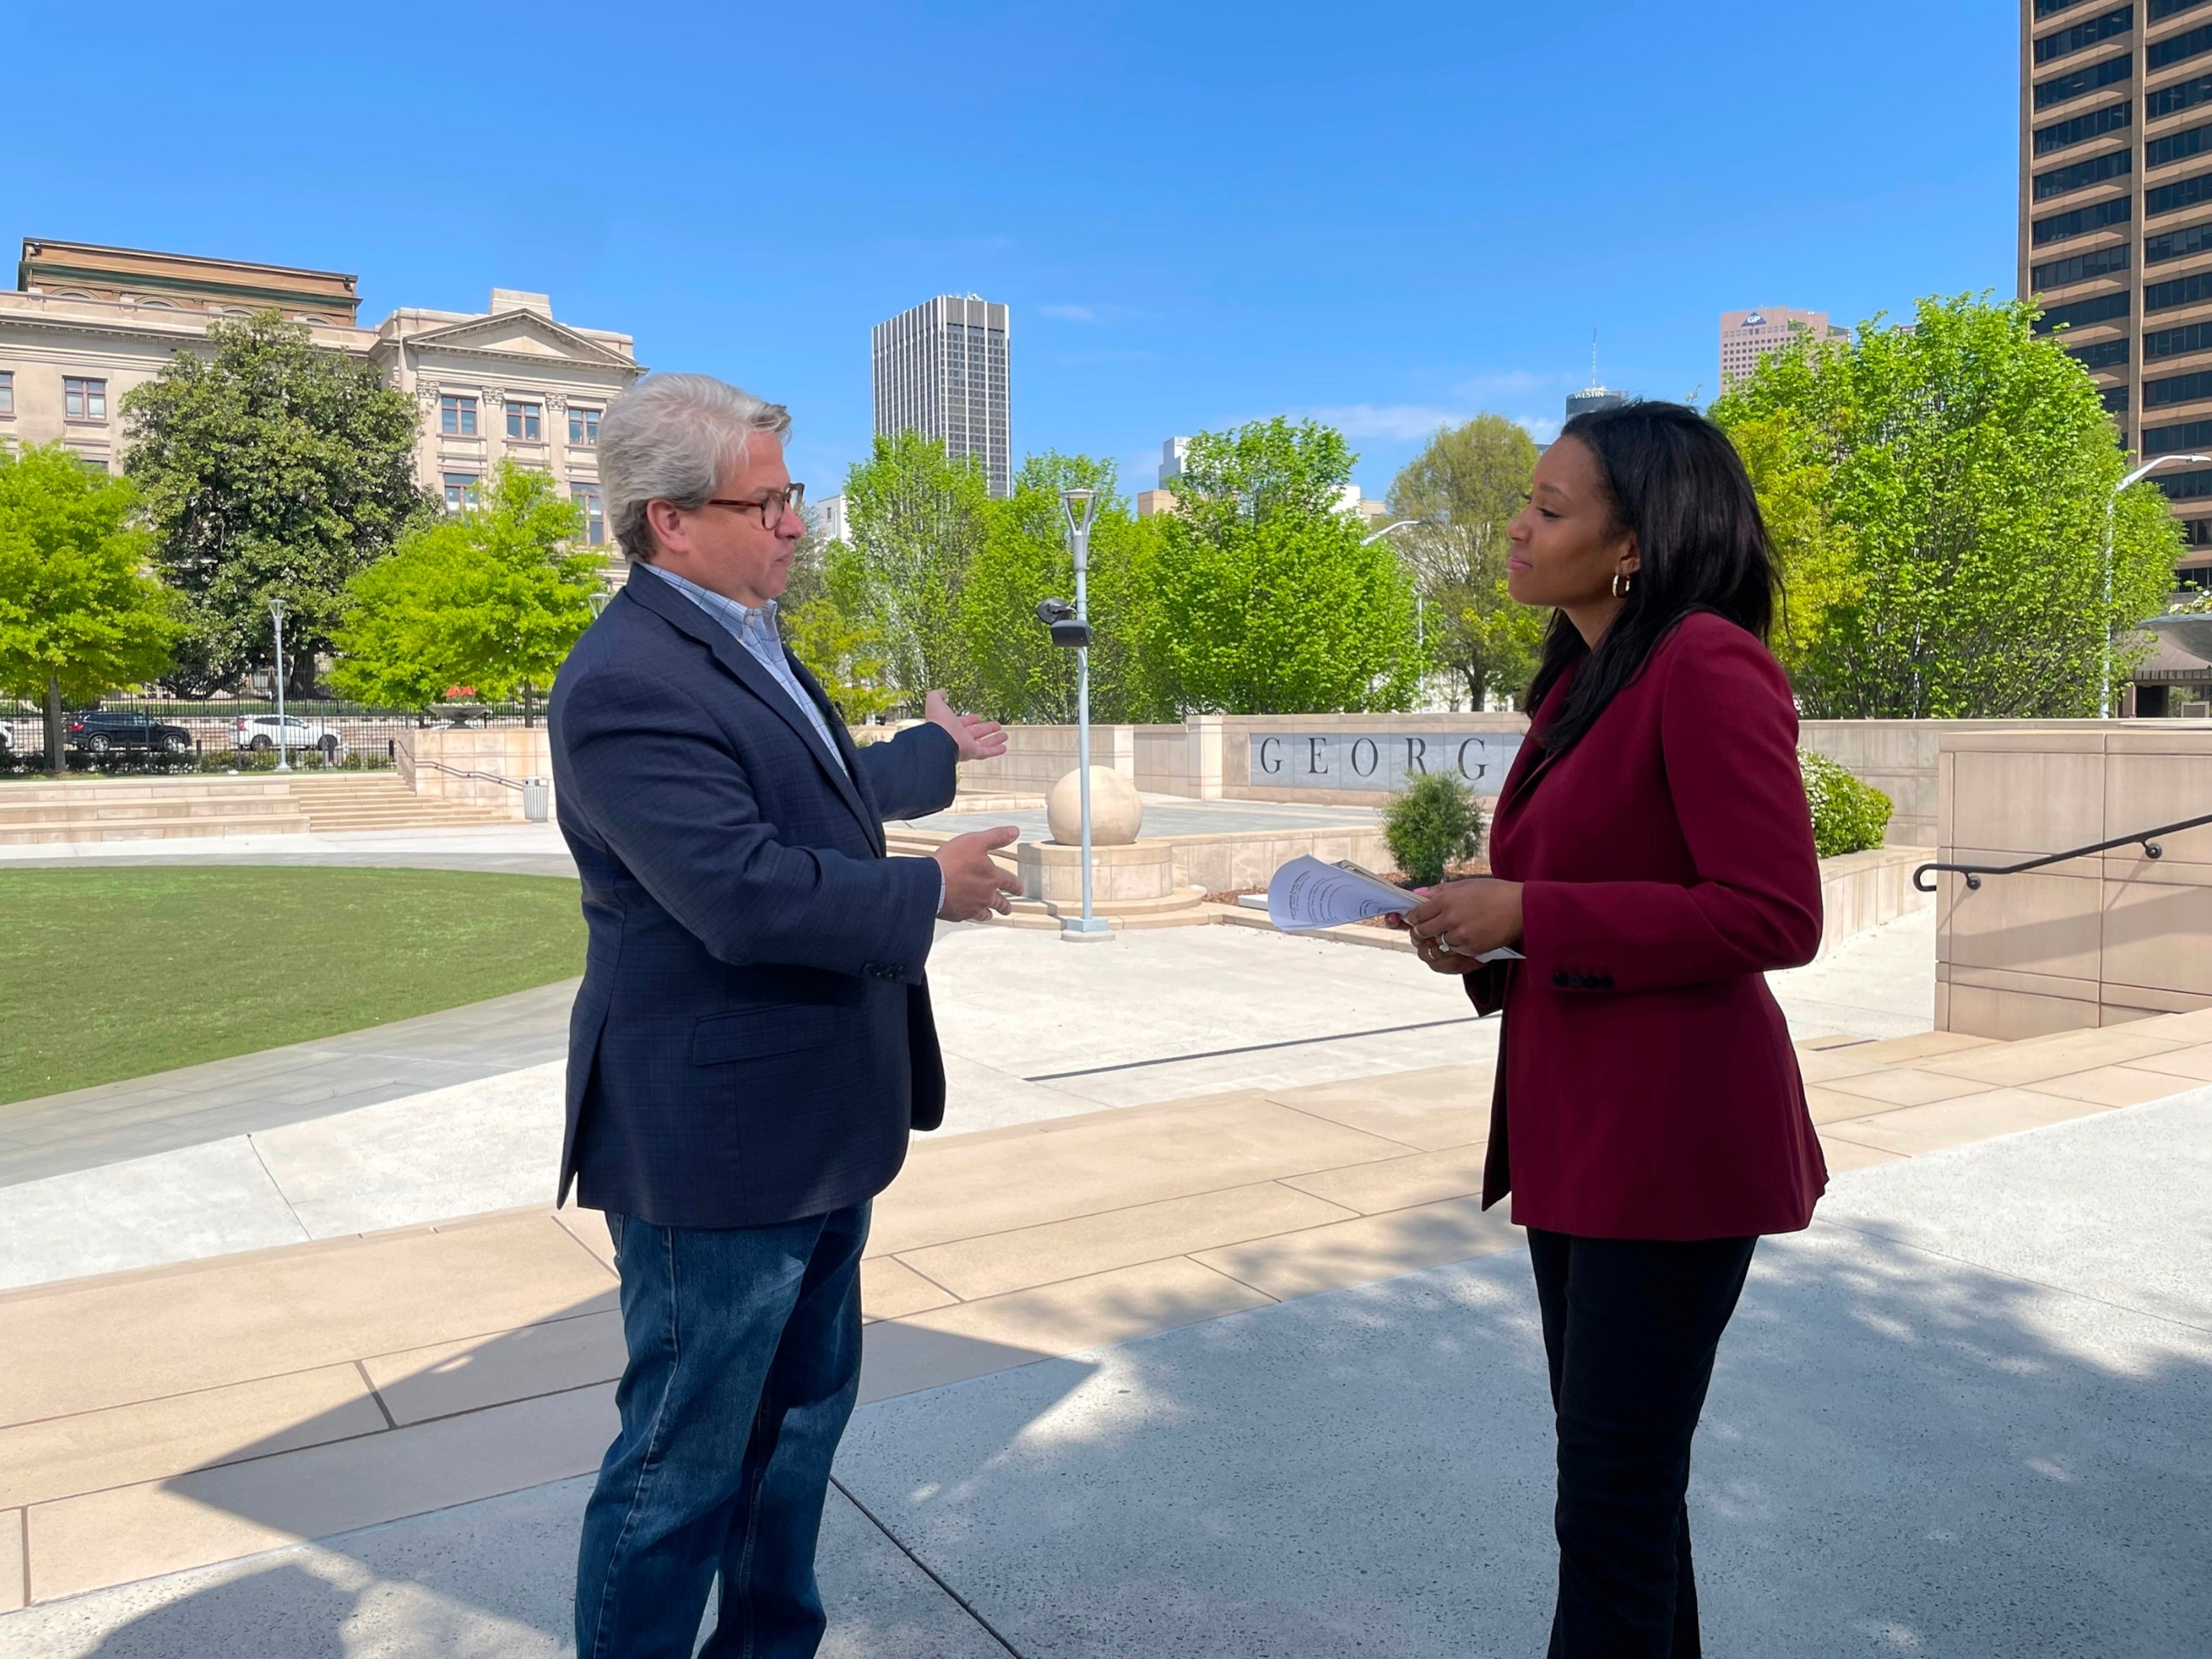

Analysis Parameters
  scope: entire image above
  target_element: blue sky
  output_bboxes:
[6,0,2017,501]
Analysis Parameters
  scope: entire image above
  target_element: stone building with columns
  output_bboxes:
[0,238,643,559]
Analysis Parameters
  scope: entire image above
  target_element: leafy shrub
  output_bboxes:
[1384,770,1485,886]
[1800,750,1892,857]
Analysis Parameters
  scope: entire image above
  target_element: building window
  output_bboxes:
[506,400,543,441]
[2155,463,2212,496]
[439,395,479,436]
[2148,121,2212,168]
[2155,0,2212,21]
[2033,195,2133,243]
[2104,385,2133,413]
[0,371,12,415]
[63,377,107,421]
[2035,99,2131,154]
[2147,268,2212,310]
[2034,146,2132,200]
[2036,7,2134,68]
[2145,318,2212,358]
[2150,21,2212,71]
[2180,516,2212,546]
[2143,366,2212,406]
[2069,336,2133,369]
[2036,291,2132,333]
[2033,243,2131,288]
[569,406,601,444]
[442,472,480,513]
[2146,217,2212,262]
[2035,51,2132,109]
[572,483,605,545]
[2144,416,2212,454]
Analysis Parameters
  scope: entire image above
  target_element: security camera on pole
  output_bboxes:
[1036,486,1113,940]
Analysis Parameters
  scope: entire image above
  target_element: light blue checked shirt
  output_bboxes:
[637,562,848,777]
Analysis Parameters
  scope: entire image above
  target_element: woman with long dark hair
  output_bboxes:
[1397,400,1826,1657]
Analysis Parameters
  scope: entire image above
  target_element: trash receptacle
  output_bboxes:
[522,778,550,822]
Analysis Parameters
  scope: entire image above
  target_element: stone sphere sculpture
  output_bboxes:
[1046,766,1143,845]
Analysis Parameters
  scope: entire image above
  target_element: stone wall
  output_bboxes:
[955,714,2159,845]
[398,727,552,819]
[1934,724,2212,1037]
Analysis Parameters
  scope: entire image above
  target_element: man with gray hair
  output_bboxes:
[549,373,1020,1657]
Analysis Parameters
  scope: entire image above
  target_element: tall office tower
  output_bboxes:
[871,295,1011,497]
[2024,0,2212,578]
[1719,307,1852,387]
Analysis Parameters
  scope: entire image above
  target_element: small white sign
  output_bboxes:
[1248,732,1522,794]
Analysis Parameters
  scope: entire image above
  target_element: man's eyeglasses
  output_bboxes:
[706,482,806,531]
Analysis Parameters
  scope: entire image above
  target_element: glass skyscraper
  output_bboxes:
[871,295,1011,497]
[2026,0,2212,580]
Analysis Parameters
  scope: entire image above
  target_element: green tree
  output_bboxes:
[1148,418,1418,714]
[955,453,1170,722]
[1387,414,1545,709]
[1709,293,2180,716]
[1721,410,1861,678]
[122,310,431,696]
[842,431,992,708]
[329,462,597,724]
[783,594,901,725]
[0,444,181,772]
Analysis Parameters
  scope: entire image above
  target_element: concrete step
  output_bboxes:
[0,811,313,844]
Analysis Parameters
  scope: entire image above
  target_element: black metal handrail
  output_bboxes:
[410,757,529,791]
[1914,811,2212,892]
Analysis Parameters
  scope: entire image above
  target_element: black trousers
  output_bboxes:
[1527,1228,1758,1659]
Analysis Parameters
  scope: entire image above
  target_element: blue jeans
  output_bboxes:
[575,1202,869,1659]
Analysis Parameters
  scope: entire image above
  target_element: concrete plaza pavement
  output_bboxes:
[0,911,1940,1290]
[1,1074,2203,1657]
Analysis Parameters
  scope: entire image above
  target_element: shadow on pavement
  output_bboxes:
[832,1223,2212,1659]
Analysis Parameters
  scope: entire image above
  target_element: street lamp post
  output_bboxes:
[2105,454,2212,717]
[268,597,290,774]
[1060,488,1109,939]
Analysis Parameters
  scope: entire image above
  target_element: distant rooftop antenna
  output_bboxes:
[1591,330,1599,386]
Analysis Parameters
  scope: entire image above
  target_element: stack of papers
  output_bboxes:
[1263,855,1523,963]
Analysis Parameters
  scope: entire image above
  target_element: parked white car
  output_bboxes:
[233,714,347,759]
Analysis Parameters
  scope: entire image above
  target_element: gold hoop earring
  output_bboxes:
[1611,571,1634,598]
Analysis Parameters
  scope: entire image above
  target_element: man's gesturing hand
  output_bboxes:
[933,824,1022,922]
[925,689,1009,762]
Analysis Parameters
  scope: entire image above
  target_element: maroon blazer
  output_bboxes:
[1470,611,1828,1240]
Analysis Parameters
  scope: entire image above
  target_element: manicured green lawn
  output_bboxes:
[0,867,585,1106]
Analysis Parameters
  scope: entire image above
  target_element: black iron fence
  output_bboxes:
[0,698,538,775]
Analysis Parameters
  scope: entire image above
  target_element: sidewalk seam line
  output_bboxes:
[246,1134,313,1244]
[0,1307,612,1432]
[354,1360,399,1431]
[12,1379,617,1508]
[828,1475,1028,1658]
[1019,1015,1485,1081]
[873,1166,1408,1259]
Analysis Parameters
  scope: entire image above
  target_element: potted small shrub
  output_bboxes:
[1383,770,1485,888]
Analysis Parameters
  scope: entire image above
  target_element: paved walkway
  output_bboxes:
[899,797,1381,842]
[0,1012,2203,1653]
[0,823,580,877]
[0,983,582,1190]
[0,913,1940,1286]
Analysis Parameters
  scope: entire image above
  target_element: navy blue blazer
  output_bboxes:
[548,568,959,1228]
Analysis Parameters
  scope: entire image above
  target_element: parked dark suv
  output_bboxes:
[67,711,194,755]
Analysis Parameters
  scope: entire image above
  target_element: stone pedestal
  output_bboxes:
[1010,839,1205,930]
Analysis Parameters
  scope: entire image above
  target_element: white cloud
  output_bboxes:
[1037,302,1098,323]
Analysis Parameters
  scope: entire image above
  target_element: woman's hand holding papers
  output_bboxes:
[1393,876,1525,975]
